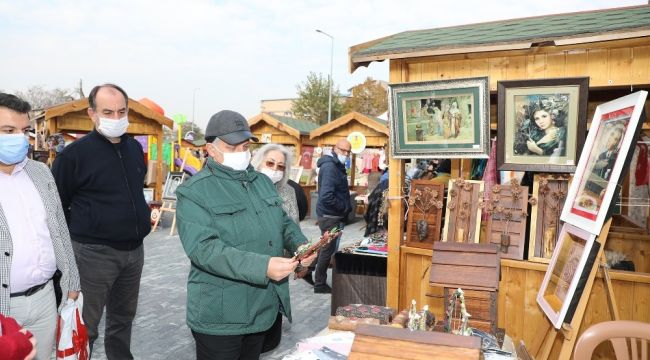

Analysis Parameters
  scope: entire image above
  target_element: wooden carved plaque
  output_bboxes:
[442,179,484,243]
[528,174,571,263]
[406,180,445,249]
[484,183,529,260]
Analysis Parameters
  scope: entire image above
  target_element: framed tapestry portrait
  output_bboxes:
[537,223,599,329]
[561,91,648,235]
[388,77,490,159]
[497,77,589,172]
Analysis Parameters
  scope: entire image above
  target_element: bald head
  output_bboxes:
[333,139,351,159]
[335,139,351,151]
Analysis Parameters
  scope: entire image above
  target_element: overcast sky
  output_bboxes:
[0,0,645,128]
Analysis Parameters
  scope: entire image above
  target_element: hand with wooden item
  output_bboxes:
[293,227,342,279]
[267,257,299,282]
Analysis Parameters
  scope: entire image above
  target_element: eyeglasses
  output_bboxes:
[265,160,286,171]
[335,147,351,155]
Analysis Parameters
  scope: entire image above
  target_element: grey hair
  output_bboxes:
[251,143,293,188]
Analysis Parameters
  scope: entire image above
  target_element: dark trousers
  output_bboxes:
[192,325,268,360]
[72,242,144,360]
[261,313,283,353]
[313,217,344,288]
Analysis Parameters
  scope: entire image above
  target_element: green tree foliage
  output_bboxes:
[292,72,343,125]
[342,77,387,116]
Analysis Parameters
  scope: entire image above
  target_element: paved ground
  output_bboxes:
[88,216,367,360]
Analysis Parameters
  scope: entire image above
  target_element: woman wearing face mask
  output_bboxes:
[251,144,299,224]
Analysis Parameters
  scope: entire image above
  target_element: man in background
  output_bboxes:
[308,139,352,294]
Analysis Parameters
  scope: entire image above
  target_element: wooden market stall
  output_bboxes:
[349,4,650,358]
[248,113,319,158]
[310,111,388,191]
[43,98,174,201]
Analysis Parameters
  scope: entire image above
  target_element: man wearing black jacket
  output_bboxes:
[309,139,352,294]
[52,84,150,360]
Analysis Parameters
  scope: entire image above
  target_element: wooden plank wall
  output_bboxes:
[386,38,650,355]
[315,120,387,147]
[250,123,299,147]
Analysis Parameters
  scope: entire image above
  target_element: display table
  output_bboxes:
[331,252,387,315]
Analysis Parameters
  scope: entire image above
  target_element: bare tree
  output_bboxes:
[15,85,77,110]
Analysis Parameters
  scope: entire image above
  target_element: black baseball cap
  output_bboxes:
[204,110,258,144]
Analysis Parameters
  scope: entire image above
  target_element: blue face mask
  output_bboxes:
[0,134,29,165]
[337,154,347,164]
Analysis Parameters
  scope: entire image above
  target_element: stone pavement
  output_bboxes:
[88,216,367,360]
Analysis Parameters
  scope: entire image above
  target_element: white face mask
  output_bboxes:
[260,167,283,184]
[337,154,347,164]
[214,146,251,171]
[97,116,129,138]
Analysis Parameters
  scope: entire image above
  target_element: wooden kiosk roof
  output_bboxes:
[309,111,388,144]
[349,5,650,72]
[248,113,320,139]
[44,97,173,134]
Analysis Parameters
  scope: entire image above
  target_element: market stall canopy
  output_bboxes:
[249,113,320,139]
[309,112,388,147]
[44,97,173,135]
[348,5,650,72]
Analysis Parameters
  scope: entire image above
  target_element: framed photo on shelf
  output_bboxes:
[162,172,185,200]
[143,188,155,204]
[388,77,490,159]
[528,174,572,263]
[537,223,599,329]
[497,77,589,173]
[290,166,303,183]
[561,91,648,235]
[442,179,484,243]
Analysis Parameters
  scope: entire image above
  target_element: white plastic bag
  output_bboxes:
[56,293,89,360]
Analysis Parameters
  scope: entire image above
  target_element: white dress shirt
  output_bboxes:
[0,158,57,293]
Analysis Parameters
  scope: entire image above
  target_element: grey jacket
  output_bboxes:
[0,160,80,314]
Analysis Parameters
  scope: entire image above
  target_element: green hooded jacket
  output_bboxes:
[176,158,308,335]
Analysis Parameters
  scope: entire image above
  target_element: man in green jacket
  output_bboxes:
[176,110,315,360]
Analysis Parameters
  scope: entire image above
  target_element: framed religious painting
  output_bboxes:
[561,91,648,235]
[497,77,589,172]
[388,77,490,159]
[537,223,599,329]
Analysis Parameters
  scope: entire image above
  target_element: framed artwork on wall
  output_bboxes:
[388,77,490,159]
[561,91,648,235]
[537,223,599,329]
[497,77,589,173]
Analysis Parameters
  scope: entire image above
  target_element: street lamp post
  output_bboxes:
[192,87,200,132]
[316,29,333,123]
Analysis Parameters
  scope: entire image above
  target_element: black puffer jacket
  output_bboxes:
[316,155,351,218]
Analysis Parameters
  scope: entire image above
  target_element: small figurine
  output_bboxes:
[407,299,420,331]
